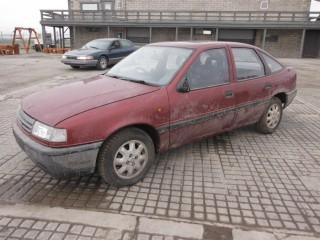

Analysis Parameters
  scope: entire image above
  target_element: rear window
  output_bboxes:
[232,48,265,81]
[260,52,283,73]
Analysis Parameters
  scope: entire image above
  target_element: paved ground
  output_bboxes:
[0,54,320,240]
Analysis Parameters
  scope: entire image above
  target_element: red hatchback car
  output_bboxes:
[13,42,297,186]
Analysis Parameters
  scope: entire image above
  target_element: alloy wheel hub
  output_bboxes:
[113,140,148,179]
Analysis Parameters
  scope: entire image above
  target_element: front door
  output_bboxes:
[108,40,124,63]
[169,48,236,148]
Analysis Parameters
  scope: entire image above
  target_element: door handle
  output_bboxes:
[225,90,234,99]
[264,83,272,90]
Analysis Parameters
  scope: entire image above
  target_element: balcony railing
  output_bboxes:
[41,10,320,25]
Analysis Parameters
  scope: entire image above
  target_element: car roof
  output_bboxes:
[149,41,256,49]
[91,38,127,41]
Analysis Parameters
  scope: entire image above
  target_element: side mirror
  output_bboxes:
[177,77,190,93]
[109,45,116,51]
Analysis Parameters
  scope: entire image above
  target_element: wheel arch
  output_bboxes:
[273,92,287,106]
[98,54,109,61]
[101,124,161,153]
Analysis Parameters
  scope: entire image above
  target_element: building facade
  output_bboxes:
[40,0,320,58]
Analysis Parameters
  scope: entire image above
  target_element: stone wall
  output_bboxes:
[73,26,126,48]
[72,27,303,58]
[73,27,107,49]
[263,29,303,58]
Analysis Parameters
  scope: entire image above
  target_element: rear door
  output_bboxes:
[120,40,136,57]
[230,47,272,128]
[168,48,236,148]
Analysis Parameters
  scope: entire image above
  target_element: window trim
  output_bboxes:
[231,47,266,82]
[257,50,284,75]
[80,2,99,11]
[186,47,232,91]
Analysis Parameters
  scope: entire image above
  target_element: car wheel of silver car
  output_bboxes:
[97,128,155,187]
[256,97,283,134]
[97,56,108,70]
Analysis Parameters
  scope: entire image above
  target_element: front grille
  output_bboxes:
[17,109,35,133]
[67,56,77,60]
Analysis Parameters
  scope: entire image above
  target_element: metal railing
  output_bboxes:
[41,10,320,25]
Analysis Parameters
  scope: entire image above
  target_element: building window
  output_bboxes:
[194,29,213,36]
[260,0,269,10]
[103,2,112,10]
[115,0,124,9]
[266,35,279,43]
[203,30,212,35]
[81,3,99,10]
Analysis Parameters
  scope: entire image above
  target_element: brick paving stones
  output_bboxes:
[0,57,320,239]
[0,97,319,235]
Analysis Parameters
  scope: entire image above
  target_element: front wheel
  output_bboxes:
[256,97,283,134]
[97,56,108,70]
[97,128,155,187]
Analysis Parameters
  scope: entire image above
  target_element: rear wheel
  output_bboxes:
[97,56,108,70]
[97,128,155,187]
[256,97,283,134]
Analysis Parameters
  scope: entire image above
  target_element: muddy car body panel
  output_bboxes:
[14,41,297,180]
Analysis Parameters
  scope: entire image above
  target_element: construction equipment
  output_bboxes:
[12,27,42,54]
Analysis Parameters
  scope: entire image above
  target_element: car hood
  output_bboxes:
[65,48,103,56]
[22,75,160,126]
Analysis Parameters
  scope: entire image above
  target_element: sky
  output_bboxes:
[0,0,68,35]
[0,0,320,35]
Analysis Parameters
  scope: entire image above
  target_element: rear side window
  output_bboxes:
[232,48,265,81]
[121,40,133,48]
[188,48,230,90]
[260,52,283,73]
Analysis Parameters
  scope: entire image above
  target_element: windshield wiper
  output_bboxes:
[106,74,122,79]
[106,74,156,86]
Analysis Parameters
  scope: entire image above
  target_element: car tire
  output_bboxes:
[256,97,283,134]
[71,66,80,69]
[97,56,108,70]
[97,128,155,187]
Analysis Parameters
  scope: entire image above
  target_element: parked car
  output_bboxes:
[14,41,297,187]
[61,38,136,70]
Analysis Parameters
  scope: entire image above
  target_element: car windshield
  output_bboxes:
[106,46,193,86]
[82,40,111,50]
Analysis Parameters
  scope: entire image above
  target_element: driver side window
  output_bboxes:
[187,48,230,90]
[111,41,121,49]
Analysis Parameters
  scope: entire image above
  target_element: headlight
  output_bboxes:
[32,121,67,143]
[77,56,94,60]
[62,55,67,59]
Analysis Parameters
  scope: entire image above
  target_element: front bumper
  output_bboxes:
[61,59,98,67]
[13,123,102,178]
[285,89,297,108]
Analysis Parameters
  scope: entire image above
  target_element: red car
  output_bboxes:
[13,42,297,186]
